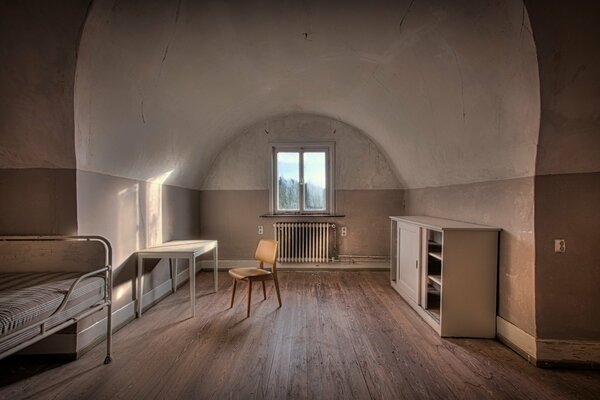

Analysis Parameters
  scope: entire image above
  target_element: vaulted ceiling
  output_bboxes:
[75,0,540,189]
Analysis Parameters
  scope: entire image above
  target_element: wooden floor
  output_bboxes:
[1,271,599,399]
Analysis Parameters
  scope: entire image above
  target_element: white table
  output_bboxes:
[137,240,218,318]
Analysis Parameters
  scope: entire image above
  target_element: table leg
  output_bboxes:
[174,259,178,293]
[190,255,196,318]
[137,254,143,318]
[214,244,219,292]
[170,258,178,293]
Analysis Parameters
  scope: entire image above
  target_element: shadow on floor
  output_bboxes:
[0,355,69,387]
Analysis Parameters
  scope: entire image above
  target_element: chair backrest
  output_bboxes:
[255,239,278,270]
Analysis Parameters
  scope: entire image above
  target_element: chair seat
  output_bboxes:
[228,267,272,280]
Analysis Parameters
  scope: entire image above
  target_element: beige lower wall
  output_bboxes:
[404,177,536,336]
[6,169,596,350]
[534,172,600,341]
[336,190,405,256]
[76,170,201,312]
[199,189,404,260]
[0,168,77,235]
[3,167,597,356]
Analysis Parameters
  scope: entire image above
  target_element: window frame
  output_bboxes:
[269,142,335,215]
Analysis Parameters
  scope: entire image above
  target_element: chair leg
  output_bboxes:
[262,281,267,300]
[230,279,237,309]
[273,276,282,308]
[247,280,253,317]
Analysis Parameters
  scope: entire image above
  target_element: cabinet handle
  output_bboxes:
[415,260,419,269]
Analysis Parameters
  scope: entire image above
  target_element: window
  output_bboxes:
[271,143,334,214]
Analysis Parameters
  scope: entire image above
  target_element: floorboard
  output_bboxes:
[0,271,598,400]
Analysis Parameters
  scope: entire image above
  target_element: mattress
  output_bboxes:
[0,272,105,354]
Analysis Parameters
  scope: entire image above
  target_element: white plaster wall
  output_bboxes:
[75,0,539,189]
[202,114,400,190]
[0,1,90,169]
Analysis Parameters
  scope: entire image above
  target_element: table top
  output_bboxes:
[138,240,217,256]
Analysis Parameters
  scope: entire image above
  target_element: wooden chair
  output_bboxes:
[228,239,282,317]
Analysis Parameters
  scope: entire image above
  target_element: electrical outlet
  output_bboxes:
[554,239,566,253]
[258,225,264,235]
[341,226,347,237]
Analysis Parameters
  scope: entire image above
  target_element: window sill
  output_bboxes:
[260,213,346,218]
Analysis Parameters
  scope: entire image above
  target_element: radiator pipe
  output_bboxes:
[337,255,389,260]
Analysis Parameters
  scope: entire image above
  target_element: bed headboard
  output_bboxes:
[0,236,112,273]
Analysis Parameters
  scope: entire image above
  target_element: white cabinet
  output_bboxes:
[390,216,500,338]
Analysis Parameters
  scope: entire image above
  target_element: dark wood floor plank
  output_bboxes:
[262,273,296,399]
[365,272,530,399]
[1,271,599,400]
[339,272,450,399]
[315,272,372,400]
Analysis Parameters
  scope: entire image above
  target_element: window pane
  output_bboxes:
[303,152,327,211]
[277,152,300,211]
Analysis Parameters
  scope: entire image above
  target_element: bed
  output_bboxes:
[0,236,113,364]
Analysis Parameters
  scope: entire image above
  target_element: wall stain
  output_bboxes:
[302,32,313,41]
[140,100,146,124]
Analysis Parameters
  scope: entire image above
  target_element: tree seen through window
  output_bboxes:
[276,150,327,212]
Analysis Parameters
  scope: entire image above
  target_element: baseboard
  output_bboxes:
[141,276,177,310]
[279,261,388,270]
[75,302,136,357]
[20,276,180,358]
[496,317,600,368]
[76,276,183,355]
[496,316,537,364]
[19,276,182,359]
[17,330,78,356]
[175,268,190,287]
[536,339,600,369]
[198,259,255,269]
[198,259,389,270]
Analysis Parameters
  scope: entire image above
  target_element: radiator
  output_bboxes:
[274,222,336,263]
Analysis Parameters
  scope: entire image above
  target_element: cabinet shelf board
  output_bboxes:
[428,275,442,286]
[426,308,440,323]
[428,251,443,261]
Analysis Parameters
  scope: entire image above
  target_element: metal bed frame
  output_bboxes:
[0,236,113,364]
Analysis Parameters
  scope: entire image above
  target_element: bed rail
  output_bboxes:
[0,236,113,364]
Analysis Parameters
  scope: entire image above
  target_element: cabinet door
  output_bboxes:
[397,222,420,303]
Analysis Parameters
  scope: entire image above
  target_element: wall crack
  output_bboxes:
[398,0,416,33]
[520,4,533,37]
[157,0,182,80]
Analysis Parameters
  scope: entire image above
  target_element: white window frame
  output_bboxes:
[269,142,335,215]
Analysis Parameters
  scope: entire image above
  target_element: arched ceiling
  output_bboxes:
[75,0,539,189]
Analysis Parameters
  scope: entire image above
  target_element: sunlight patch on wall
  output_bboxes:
[145,170,173,247]
[116,183,140,266]
[114,282,130,302]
